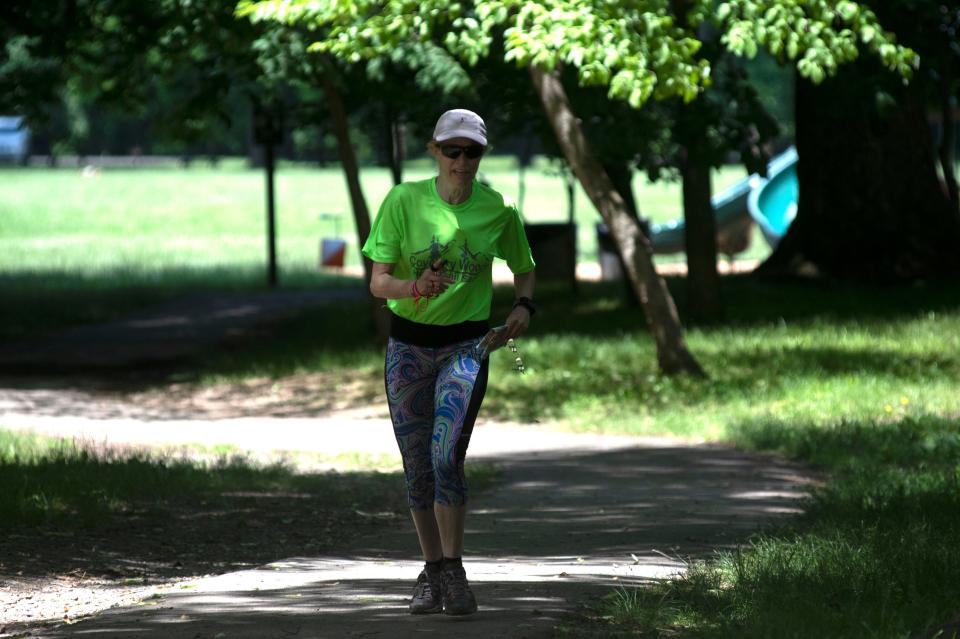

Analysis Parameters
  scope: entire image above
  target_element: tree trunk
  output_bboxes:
[319,71,373,285]
[670,0,724,322]
[602,159,642,306]
[385,107,404,186]
[681,151,723,322]
[530,66,705,377]
[604,160,640,220]
[760,65,960,281]
[938,59,958,214]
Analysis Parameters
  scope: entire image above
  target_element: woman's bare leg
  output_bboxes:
[410,507,443,561]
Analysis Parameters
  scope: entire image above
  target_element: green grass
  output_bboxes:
[188,276,960,445]
[0,428,391,528]
[585,414,960,639]
[0,158,759,342]
[0,158,755,274]
[0,428,499,529]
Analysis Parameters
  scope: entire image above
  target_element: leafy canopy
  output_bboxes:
[239,0,918,108]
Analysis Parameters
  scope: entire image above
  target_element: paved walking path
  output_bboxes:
[44,440,809,639]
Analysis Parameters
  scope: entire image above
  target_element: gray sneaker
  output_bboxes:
[409,569,443,614]
[441,565,478,616]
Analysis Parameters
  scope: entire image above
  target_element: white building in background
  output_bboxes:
[0,116,30,164]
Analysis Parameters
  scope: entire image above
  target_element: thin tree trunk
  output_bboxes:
[385,107,404,186]
[602,159,642,305]
[670,0,724,322]
[604,160,640,221]
[319,71,373,285]
[938,59,958,214]
[681,151,723,322]
[530,65,705,377]
[320,69,389,341]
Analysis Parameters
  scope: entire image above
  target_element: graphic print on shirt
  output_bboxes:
[409,235,492,283]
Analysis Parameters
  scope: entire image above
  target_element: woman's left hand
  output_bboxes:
[504,305,531,339]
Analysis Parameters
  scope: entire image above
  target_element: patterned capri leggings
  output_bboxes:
[385,337,489,510]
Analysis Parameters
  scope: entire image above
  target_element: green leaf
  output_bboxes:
[836,1,859,22]
[786,36,799,59]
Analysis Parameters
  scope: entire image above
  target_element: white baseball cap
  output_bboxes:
[433,109,487,146]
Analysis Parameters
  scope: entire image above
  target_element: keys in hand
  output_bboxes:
[476,325,510,360]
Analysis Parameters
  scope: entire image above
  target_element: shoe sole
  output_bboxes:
[409,605,443,615]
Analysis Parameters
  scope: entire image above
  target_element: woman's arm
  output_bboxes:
[369,261,454,299]
[514,269,535,299]
[504,269,536,339]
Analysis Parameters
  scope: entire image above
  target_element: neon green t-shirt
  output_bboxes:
[362,177,535,325]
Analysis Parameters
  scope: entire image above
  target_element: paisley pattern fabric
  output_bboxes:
[385,337,489,509]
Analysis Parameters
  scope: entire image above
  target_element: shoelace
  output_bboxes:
[443,568,470,596]
[417,572,441,589]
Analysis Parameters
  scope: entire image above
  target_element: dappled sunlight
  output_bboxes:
[39,555,658,638]
[24,441,817,638]
[0,374,388,422]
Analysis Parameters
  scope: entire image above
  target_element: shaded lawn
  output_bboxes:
[572,413,960,639]
[184,275,960,445]
[0,428,499,582]
[0,429,403,580]
[0,266,359,344]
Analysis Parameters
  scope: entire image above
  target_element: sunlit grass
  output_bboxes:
[480,287,960,444]
[0,160,763,342]
[0,159,759,277]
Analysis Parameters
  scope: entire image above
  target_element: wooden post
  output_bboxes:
[253,100,283,289]
[264,136,277,288]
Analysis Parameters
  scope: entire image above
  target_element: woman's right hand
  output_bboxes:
[415,259,454,297]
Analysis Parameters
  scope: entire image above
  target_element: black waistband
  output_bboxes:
[390,313,489,347]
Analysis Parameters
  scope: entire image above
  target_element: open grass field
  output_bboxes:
[0,155,763,280]
[0,157,763,342]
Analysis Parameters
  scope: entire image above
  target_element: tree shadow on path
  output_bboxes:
[37,442,818,639]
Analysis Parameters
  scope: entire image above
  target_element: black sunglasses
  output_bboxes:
[439,144,485,159]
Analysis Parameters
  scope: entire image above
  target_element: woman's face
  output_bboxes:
[432,137,485,187]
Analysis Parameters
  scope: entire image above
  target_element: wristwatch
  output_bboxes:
[513,296,537,316]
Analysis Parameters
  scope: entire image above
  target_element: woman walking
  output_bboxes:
[362,108,537,616]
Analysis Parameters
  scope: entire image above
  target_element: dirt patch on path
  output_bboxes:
[0,369,385,422]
